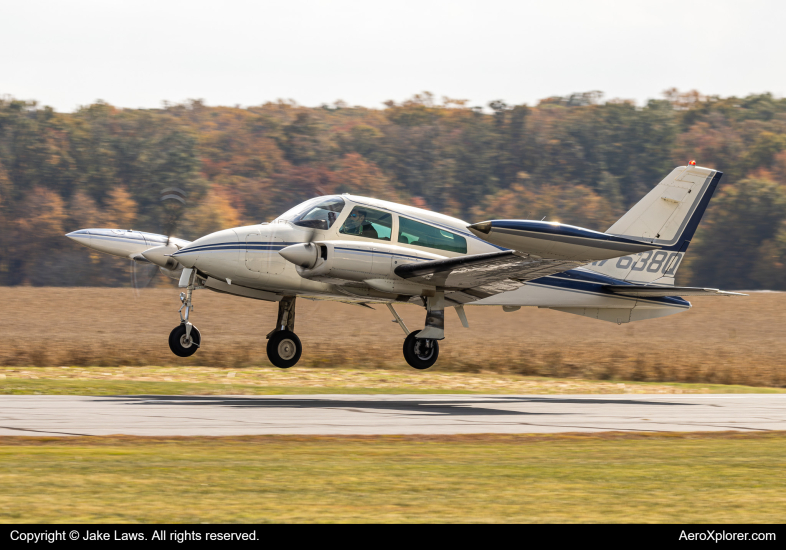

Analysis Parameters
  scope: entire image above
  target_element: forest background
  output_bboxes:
[2,89,786,290]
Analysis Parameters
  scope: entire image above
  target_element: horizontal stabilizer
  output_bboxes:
[467,220,657,261]
[605,285,746,297]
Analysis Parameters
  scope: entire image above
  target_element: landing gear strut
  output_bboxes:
[266,296,302,368]
[168,271,201,357]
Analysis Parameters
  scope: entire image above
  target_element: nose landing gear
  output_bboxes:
[168,270,202,358]
[266,296,302,368]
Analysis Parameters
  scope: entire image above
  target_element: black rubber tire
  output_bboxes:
[168,324,201,357]
[267,330,302,369]
[403,330,439,370]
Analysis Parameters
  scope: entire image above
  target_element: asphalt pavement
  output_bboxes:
[1,394,785,436]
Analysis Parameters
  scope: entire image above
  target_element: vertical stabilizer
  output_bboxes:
[587,165,722,285]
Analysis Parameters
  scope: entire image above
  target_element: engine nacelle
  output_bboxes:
[286,241,444,294]
[279,243,321,269]
[141,243,181,270]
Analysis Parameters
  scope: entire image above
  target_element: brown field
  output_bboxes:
[1,287,785,387]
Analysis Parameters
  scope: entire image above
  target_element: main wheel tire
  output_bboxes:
[403,330,439,370]
[267,330,302,369]
[168,324,201,357]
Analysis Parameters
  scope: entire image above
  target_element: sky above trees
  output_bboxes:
[1,0,784,112]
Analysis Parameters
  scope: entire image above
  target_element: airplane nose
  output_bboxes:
[172,228,239,270]
[172,245,199,268]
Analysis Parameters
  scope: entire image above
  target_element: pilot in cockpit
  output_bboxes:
[342,209,379,239]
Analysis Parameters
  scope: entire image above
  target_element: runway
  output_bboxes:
[1,394,786,436]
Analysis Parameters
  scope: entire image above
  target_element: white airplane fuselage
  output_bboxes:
[67,194,690,322]
[66,165,742,369]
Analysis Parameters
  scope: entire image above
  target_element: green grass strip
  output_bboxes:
[1,375,784,395]
[1,432,785,523]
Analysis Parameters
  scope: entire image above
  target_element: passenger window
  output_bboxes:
[339,206,392,241]
[398,217,467,253]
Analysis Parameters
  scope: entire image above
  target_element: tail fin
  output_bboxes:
[587,165,722,285]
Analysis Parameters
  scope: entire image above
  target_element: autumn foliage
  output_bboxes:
[1,90,786,289]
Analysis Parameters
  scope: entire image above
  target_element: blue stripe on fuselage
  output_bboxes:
[174,241,302,255]
[175,242,430,262]
[172,242,689,306]
[529,269,690,307]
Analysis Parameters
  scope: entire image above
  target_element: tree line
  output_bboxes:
[1,89,785,289]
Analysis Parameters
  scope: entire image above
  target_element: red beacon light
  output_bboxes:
[689,160,696,166]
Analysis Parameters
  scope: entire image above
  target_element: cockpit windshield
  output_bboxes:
[281,197,346,230]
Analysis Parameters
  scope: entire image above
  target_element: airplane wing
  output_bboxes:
[394,250,585,301]
[605,285,746,297]
[393,253,746,303]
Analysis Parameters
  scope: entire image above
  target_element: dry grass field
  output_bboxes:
[0,287,784,387]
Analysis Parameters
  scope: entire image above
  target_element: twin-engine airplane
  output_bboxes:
[67,164,742,369]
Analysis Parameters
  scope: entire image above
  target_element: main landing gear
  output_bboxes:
[168,272,201,357]
[403,330,439,370]
[388,290,449,371]
[266,296,302,368]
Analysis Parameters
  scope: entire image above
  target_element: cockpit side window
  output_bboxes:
[398,217,467,253]
[290,197,346,230]
[339,206,392,241]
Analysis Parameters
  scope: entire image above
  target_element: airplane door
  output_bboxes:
[334,244,373,274]
[371,247,392,277]
[245,234,284,275]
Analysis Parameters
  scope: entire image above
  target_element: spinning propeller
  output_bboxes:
[279,210,338,269]
[130,187,188,296]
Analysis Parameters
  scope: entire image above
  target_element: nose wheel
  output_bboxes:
[267,330,302,368]
[403,330,439,370]
[169,324,201,357]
